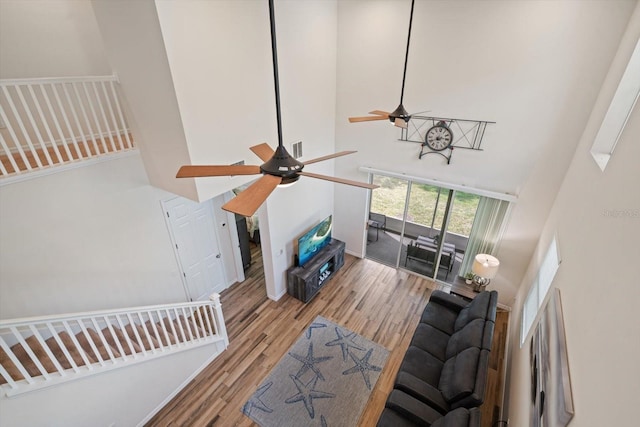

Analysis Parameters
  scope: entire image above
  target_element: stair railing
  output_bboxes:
[0,294,227,397]
[0,75,134,180]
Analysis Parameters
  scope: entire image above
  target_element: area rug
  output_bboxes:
[242,315,389,427]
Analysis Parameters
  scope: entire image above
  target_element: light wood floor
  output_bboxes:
[146,244,508,426]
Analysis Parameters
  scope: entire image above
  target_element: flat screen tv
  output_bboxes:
[297,215,332,267]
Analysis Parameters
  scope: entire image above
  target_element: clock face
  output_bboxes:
[425,125,453,151]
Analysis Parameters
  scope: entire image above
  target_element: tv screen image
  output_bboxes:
[297,215,332,266]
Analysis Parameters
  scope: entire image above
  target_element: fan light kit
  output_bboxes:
[176,0,378,217]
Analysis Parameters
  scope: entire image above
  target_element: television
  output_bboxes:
[297,215,333,267]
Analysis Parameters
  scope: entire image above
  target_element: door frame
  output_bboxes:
[161,196,227,301]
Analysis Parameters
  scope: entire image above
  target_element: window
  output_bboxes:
[521,236,561,345]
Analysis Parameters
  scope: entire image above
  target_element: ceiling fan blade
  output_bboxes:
[394,118,408,129]
[299,171,379,190]
[221,174,282,217]
[250,143,276,162]
[369,110,391,116]
[304,151,356,165]
[176,165,261,178]
[348,115,389,123]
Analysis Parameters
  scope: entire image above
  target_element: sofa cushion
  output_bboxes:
[394,371,450,414]
[410,323,450,361]
[439,347,480,403]
[377,408,422,427]
[431,407,480,427]
[445,318,485,359]
[420,302,459,336]
[398,345,444,386]
[385,389,446,426]
[454,291,492,331]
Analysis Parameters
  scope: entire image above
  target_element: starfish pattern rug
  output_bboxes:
[242,315,389,427]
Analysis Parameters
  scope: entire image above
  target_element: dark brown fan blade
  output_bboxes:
[221,174,282,217]
[176,165,261,178]
[304,151,356,166]
[299,171,379,190]
[348,115,389,123]
[250,143,275,162]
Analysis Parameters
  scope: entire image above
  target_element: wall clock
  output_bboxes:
[424,121,453,151]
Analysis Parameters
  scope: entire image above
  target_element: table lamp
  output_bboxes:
[471,254,500,292]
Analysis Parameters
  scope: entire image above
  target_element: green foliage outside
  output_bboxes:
[370,176,479,237]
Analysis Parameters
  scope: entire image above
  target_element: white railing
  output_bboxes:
[0,75,134,178]
[0,294,228,397]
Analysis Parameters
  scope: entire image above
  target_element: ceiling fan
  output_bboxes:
[176,0,378,218]
[348,0,419,129]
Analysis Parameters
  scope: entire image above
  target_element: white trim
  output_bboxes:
[590,36,640,171]
[0,75,118,86]
[359,166,518,203]
[0,149,139,186]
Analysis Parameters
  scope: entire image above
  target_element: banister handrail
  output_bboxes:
[0,294,228,397]
[0,296,220,327]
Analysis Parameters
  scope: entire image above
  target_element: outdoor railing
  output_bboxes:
[0,75,133,179]
[0,294,228,397]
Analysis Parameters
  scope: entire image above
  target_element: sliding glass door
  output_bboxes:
[365,172,506,286]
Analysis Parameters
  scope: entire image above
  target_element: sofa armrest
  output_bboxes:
[395,371,450,414]
[386,389,444,426]
[449,349,490,410]
[429,290,468,313]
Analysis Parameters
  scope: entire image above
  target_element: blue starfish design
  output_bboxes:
[242,381,273,416]
[306,322,327,339]
[285,374,335,419]
[325,327,365,361]
[289,342,333,381]
[342,348,383,390]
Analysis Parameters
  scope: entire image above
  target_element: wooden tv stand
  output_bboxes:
[287,238,345,303]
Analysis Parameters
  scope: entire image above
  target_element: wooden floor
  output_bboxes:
[146,244,508,426]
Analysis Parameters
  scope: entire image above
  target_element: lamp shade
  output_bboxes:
[472,254,500,279]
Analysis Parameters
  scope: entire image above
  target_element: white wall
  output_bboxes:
[154,0,339,300]
[507,5,640,424]
[0,154,188,318]
[0,0,111,79]
[91,0,198,200]
[333,0,637,303]
[0,341,225,427]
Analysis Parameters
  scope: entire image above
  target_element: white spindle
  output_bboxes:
[125,313,147,356]
[91,81,117,152]
[28,324,68,377]
[156,310,173,348]
[0,90,33,170]
[0,364,18,390]
[39,83,73,161]
[146,311,165,351]
[61,320,94,370]
[27,84,62,164]
[15,85,52,166]
[72,82,100,156]
[109,80,132,149]
[10,326,51,380]
[82,82,109,154]
[101,81,124,150]
[90,317,118,363]
[61,83,91,159]
[103,316,129,361]
[0,133,18,175]
[0,338,33,385]
[51,83,82,160]
[45,323,76,374]
[164,309,183,345]
[136,312,157,355]
[115,315,139,359]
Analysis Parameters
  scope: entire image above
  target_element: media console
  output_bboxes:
[287,238,345,303]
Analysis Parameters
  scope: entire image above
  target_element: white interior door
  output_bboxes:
[163,197,227,301]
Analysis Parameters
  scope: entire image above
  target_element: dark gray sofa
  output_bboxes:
[377,290,498,427]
